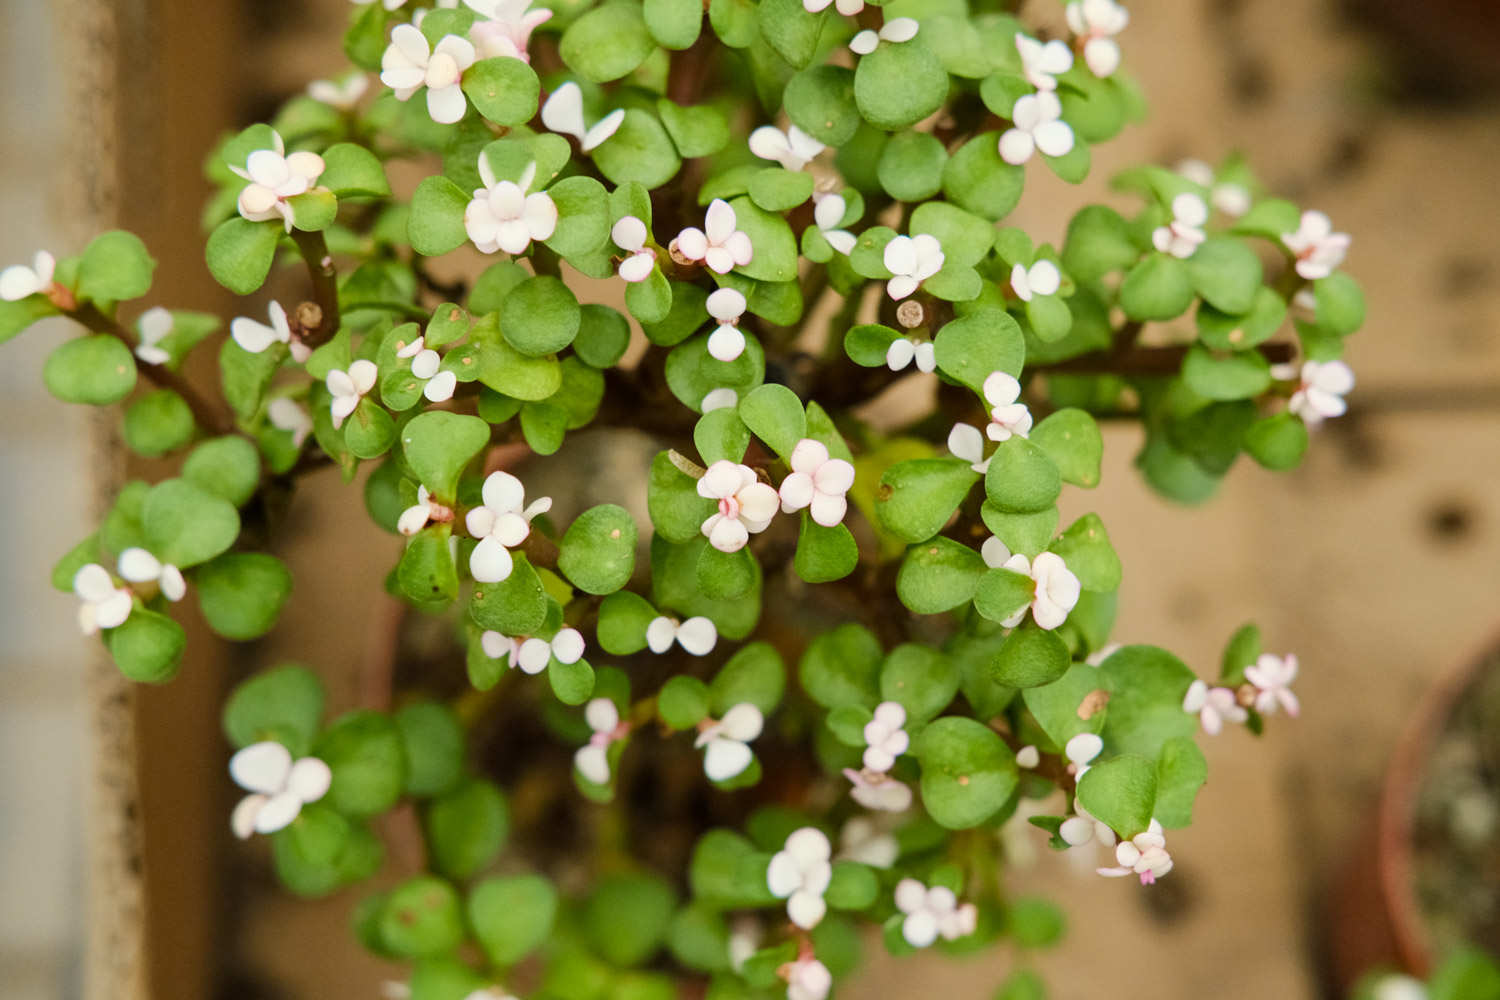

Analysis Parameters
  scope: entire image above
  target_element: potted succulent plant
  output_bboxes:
[3,0,1368,997]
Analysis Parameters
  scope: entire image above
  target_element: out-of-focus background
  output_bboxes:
[2,0,1498,998]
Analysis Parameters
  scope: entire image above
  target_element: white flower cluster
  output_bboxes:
[1183,652,1300,733]
[73,549,186,635]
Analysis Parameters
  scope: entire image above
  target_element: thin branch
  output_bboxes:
[290,229,341,348]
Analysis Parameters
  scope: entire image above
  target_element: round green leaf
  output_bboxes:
[880,644,958,723]
[992,623,1071,688]
[737,383,806,459]
[972,567,1035,626]
[559,504,638,595]
[1244,412,1309,470]
[1184,236,1262,315]
[574,304,630,368]
[142,478,240,568]
[78,230,155,302]
[853,39,949,131]
[748,168,814,212]
[914,717,1018,829]
[182,436,261,507]
[793,518,858,584]
[1119,253,1194,322]
[1196,285,1287,352]
[896,537,984,614]
[1076,755,1157,839]
[584,872,678,968]
[878,131,947,202]
[396,701,465,798]
[785,65,859,146]
[379,876,466,959]
[320,142,391,198]
[223,664,325,753]
[106,608,185,684]
[1029,408,1102,488]
[664,329,765,412]
[709,642,785,715]
[1098,645,1198,758]
[876,458,979,543]
[799,623,881,709]
[659,675,711,730]
[1153,736,1208,829]
[344,397,397,459]
[409,176,470,256]
[656,99,730,158]
[195,552,293,640]
[933,309,1025,390]
[462,57,540,125]
[401,411,490,500]
[1182,344,1272,401]
[644,0,703,48]
[1314,271,1365,335]
[942,133,1024,221]
[314,710,408,818]
[206,217,280,294]
[123,389,194,457]
[560,1,655,81]
[1062,204,1138,282]
[468,874,559,965]
[594,109,682,189]
[757,0,827,68]
[425,777,509,881]
[500,275,580,357]
[984,437,1062,514]
[727,196,798,283]
[43,334,137,405]
[1047,513,1120,592]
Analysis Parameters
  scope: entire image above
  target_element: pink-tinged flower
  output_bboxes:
[465,157,557,255]
[781,953,833,1000]
[74,564,132,635]
[676,199,753,274]
[1059,802,1116,849]
[1282,359,1354,425]
[1097,819,1173,884]
[232,301,310,362]
[843,767,913,812]
[307,72,369,110]
[1152,192,1208,259]
[1177,159,1252,217]
[397,485,455,536]
[1016,33,1073,90]
[999,92,1074,165]
[380,24,476,124]
[466,0,552,63]
[706,287,749,362]
[861,701,908,772]
[1282,210,1351,280]
[697,460,779,552]
[983,371,1033,442]
[994,551,1082,629]
[327,360,378,429]
[884,234,943,300]
[767,827,833,930]
[695,703,763,781]
[837,816,898,868]
[541,81,623,151]
[1244,652,1300,717]
[611,216,656,282]
[803,0,862,14]
[229,741,332,839]
[894,878,978,947]
[465,470,551,582]
[1065,0,1129,78]
[267,398,313,447]
[778,439,855,527]
[574,697,625,785]
[229,130,325,233]
[749,124,826,171]
[0,250,55,301]
[1182,679,1247,735]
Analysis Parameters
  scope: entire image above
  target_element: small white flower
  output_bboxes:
[706,287,749,362]
[1282,210,1351,280]
[1010,260,1061,302]
[74,564,132,635]
[574,696,623,785]
[460,989,518,1000]
[0,250,56,302]
[380,25,476,124]
[983,371,1033,442]
[611,216,656,282]
[861,701,909,772]
[778,439,855,528]
[229,130,326,233]
[812,192,855,255]
[843,767,913,812]
[894,878,977,948]
[232,301,310,362]
[884,234,944,301]
[1015,745,1041,768]
[728,916,761,973]
[398,336,458,402]
[675,199,753,275]
[267,398,313,447]
[1016,33,1073,90]
[994,551,1082,630]
[1284,360,1354,426]
[479,626,584,675]
[695,702,764,781]
[980,536,1012,568]
[229,741,333,839]
[697,460,780,553]
[465,157,558,255]
[782,954,832,1000]
[1370,975,1429,1000]
[1065,0,1129,78]
[803,0,862,14]
[645,614,718,656]
[397,485,456,536]
[1174,159,1250,217]
[998,91,1074,165]
[1097,818,1172,884]
[134,307,174,365]
[886,337,936,374]
[948,423,991,474]
[837,816,898,868]
[541,81,624,152]
[1182,679,1247,735]
[1065,732,1103,777]
[767,827,833,929]
[701,388,739,412]
[307,72,369,110]
[849,17,919,55]
[1059,800,1116,850]
[1244,652,1300,717]
[326,359,378,430]
[1151,192,1209,259]
[466,0,553,63]
[466,470,551,583]
[748,124,826,172]
[117,548,186,602]
[351,0,409,9]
